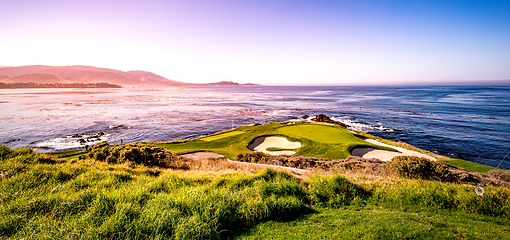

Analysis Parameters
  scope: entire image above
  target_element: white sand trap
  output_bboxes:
[180,151,224,160]
[248,136,301,155]
[352,139,436,162]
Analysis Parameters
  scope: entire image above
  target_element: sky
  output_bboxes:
[1,0,509,85]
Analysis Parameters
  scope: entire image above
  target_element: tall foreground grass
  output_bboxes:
[1,144,510,239]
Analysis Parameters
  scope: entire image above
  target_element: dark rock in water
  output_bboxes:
[4,139,21,144]
[109,125,130,129]
[302,115,309,119]
[311,114,347,128]
[88,135,101,140]
[71,134,82,138]
[78,138,87,144]
[97,132,105,136]
[311,114,332,122]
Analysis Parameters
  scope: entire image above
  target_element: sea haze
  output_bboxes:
[1,86,509,169]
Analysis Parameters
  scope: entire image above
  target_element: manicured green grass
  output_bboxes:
[265,147,296,151]
[276,124,362,144]
[200,130,245,142]
[156,122,390,160]
[439,157,498,173]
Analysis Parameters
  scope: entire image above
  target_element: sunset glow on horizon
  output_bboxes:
[1,0,509,85]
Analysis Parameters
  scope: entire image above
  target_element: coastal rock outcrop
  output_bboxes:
[311,114,347,128]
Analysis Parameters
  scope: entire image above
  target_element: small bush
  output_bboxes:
[87,142,168,166]
[236,152,273,163]
[0,144,13,159]
[387,156,453,181]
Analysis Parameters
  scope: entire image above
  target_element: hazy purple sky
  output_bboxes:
[1,0,509,85]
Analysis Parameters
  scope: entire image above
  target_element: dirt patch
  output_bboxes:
[180,151,224,160]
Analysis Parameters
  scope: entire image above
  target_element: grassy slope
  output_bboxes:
[156,122,392,160]
[2,147,510,239]
[4,121,508,239]
[239,206,510,240]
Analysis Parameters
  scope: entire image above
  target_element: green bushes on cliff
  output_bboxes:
[387,156,453,181]
[87,142,168,166]
[237,152,274,163]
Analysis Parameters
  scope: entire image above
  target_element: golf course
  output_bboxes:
[156,121,397,160]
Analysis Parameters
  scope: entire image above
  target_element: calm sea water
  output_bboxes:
[1,86,509,169]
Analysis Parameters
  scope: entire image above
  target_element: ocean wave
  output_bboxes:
[332,116,395,132]
[35,133,109,151]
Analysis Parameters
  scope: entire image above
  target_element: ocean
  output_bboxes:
[1,86,509,169]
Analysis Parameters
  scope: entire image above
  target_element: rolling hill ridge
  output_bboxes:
[0,65,186,86]
[0,65,260,87]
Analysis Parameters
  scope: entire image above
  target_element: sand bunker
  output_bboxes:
[248,136,301,155]
[180,151,224,161]
[352,139,436,162]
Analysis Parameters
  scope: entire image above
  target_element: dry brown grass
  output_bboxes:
[166,156,267,172]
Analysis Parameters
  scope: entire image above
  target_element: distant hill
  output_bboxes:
[0,82,122,89]
[0,65,186,86]
[199,81,260,86]
[1,73,65,84]
[0,65,261,87]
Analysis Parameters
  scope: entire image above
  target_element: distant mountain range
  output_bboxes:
[0,65,258,87]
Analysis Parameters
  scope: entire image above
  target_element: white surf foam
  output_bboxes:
[332,116,394,132]
[35,133,109,151]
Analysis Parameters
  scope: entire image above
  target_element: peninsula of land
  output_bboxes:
[0,65,260,88]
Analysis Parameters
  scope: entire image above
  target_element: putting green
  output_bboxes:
[276,124,364,144]
[157,122,393,160]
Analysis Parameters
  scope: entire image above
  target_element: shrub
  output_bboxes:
[387,156,453,181]
[87,142,168,166]
[236,152,273,163]
[0,144,13,160]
